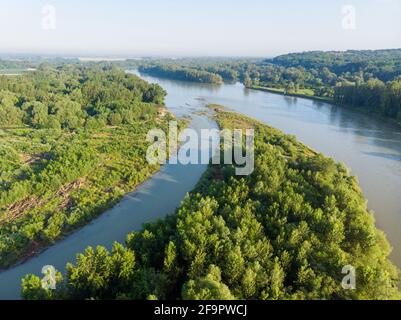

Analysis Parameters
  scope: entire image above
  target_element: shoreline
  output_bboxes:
[249,85,401,129]
[248,86,333,103]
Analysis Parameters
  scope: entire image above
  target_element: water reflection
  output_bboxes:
[136,71,401,270]
[362,151,401,162]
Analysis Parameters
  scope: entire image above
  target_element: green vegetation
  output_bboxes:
[0,59,33,71]
[0,64,171,268]
[334,79,401,120]
[0,59,36,76]
[250,86,332,103]
[266,50,401,121]
[123,57,248,84]
[269,50,401,81]
[134,49,401,123]
[22,109,400,300]
[138,65,224,84]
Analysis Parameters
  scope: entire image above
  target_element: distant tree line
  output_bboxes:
[139,65,224,84]
[133,50,401,122]
[0,59,34,71]
[268,49,401,81]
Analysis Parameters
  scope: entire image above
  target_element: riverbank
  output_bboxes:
[249,85,333,103]
[138,67,224,85]
[249,85,401,128]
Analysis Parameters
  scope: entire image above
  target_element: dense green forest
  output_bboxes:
[268,50,401,81]
[138,65,224,84]
[0,65,170,268]
[134,49,401,123]
[21,109,400,300]
[265,50,401,120]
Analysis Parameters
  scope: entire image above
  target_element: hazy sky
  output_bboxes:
[0,0,400,57]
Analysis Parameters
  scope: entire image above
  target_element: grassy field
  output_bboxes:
[250,85,332,103]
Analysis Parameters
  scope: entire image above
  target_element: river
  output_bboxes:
[0,71,400,299]
[137,72,401,271]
